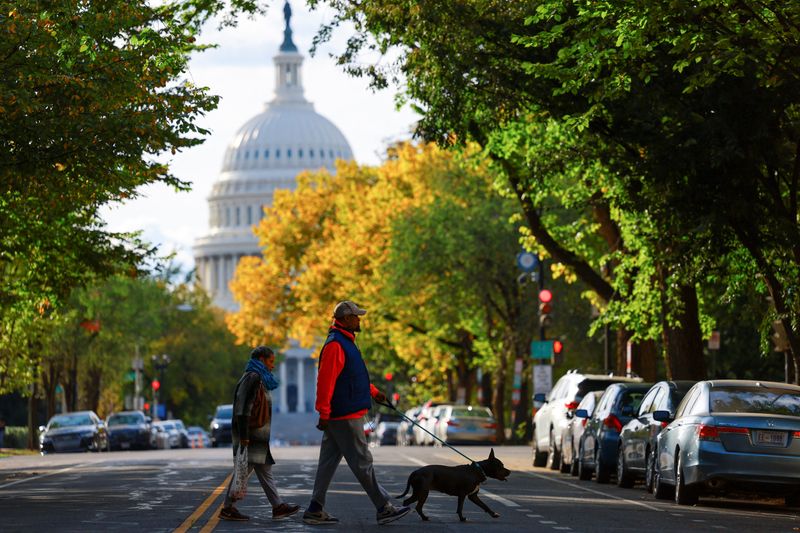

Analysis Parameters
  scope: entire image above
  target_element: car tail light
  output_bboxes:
[603,414,622,432]
[581,419,588,427]
[698,424,749,441]
[565,401,580,410]
[447,420,460,427]
[483,423,497,429]
[793,431,800,438]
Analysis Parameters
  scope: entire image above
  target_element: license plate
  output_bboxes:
[120,442,131,450]
[754,430,788,447]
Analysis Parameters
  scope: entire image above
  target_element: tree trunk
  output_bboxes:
[86,366,103,413]
[445,368,456,402]
[512,356,532,443]
[480,371,492,407]
[492,351,508,444]
[27,382,39,450]
[664,284,707,380]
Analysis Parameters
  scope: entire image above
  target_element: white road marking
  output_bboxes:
[481,489,520,508]
[553,528,572,531]
[527,514,543,518]
[522,471,663,512]
[0,462,90,490]
[540,520,557,524]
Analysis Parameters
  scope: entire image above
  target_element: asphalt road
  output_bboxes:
[1,445,798,532]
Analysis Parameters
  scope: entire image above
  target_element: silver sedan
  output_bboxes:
[652,379,800,507]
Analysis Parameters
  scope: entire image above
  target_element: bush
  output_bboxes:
[3,426,31,449]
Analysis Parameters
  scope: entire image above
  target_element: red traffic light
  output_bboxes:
[553,340,563,354]
[384,372,393,381]
[143,402,150,411]
[538,289,553,303]
[392,392,400,403]
[151,379,160,391]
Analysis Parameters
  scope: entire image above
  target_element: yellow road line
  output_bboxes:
[199,502,225,533]
[173,473,231,533]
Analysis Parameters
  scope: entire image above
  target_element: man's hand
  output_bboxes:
[316,418,329,431]
[240,439,249,447]
[374,391,387,403]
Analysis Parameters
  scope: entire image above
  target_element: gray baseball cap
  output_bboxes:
[333,300,367,319]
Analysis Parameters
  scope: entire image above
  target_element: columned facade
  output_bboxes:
[192,1,354,415]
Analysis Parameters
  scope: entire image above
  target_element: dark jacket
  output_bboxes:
[322,329,372,418]
[231,371,274,465]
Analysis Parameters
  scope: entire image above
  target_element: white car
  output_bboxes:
[532,370,642,471]
[151,421,181,449]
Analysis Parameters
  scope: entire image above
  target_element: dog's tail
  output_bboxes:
[396,477,412,499]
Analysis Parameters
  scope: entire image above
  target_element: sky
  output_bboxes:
[100,3,418,270]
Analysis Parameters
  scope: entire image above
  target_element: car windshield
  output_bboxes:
[174,421,185,430]
[49,414,93,428]
[619,391,646,414]
[107,414,143,426]
[187,427,204,434]
[451,407,493,418]
[710,386,800,416]
[162,423,175,430]
[576,379,626,402]
[215,406,233,418]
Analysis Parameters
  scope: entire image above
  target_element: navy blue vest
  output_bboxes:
[320,329,372,418]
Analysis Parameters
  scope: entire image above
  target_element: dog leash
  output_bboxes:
[374,399,486,476]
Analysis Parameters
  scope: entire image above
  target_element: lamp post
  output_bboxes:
[151,353,171,420]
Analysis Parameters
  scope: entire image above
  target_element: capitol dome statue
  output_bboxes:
[194,1,353,415]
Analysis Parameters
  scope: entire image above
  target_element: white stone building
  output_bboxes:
[193,2,353,414]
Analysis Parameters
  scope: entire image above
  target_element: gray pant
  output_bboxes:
[224,462,283,508]
[311,415,390,510]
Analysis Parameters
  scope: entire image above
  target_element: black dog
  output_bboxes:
[397,448,511,522]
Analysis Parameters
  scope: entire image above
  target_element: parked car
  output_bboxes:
[39,411,109,454]
[532,370,643,470]
[368,412,404,446]
[171,419,190,448]
[575,382,652,483]
[397,408,421,446]
[424,405,449,446]
[561,391,604,476]
[210,404,233,447]
[413,403,442,446]
[187,426,211,448]
[652,380,800,507]
[434,405,497,445]
[106,410,152,450]
[617,380,694,489]
[151,420,181,449]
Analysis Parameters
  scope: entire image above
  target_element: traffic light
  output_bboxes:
[151,379,160,391]
[143,402,150,411]
[392,392,400,404]
[553,340,563,355]
[538,289,553,328]
[384,372,393,381]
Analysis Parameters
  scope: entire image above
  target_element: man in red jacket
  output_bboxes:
[302,301,411,526]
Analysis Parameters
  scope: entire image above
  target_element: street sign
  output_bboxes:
[533,364,552,395]
[530,340,554,359]
[516,251,539,273]
[708,331,721,350]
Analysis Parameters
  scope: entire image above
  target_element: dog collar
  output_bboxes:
[471,461,487,480]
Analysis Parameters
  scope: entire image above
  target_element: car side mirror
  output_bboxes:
[653,410,673,423]
[574,409,589,419]
[533,393,547,403]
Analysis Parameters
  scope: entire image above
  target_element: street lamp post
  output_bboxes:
[151,353,171,420]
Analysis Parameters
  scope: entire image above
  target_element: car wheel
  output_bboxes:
[674,451,699,505]
[578,443,592,481]
[644,448,655,493]
[532,427,547,467]
[616,445,635,488]
[570,448,579,477]
[546,429,561,471]
[595,448,611,484]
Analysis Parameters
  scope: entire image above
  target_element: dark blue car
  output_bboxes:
[576,382,652,483]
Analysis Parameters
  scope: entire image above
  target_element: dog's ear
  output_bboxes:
[489,448,495,460]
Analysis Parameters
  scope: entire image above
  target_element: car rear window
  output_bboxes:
[451,407,492,418]
[710,386,800,416]
[619,391,647,414]
[575,379,622,402]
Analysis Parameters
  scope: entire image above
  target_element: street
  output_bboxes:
[1,445,798,532]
